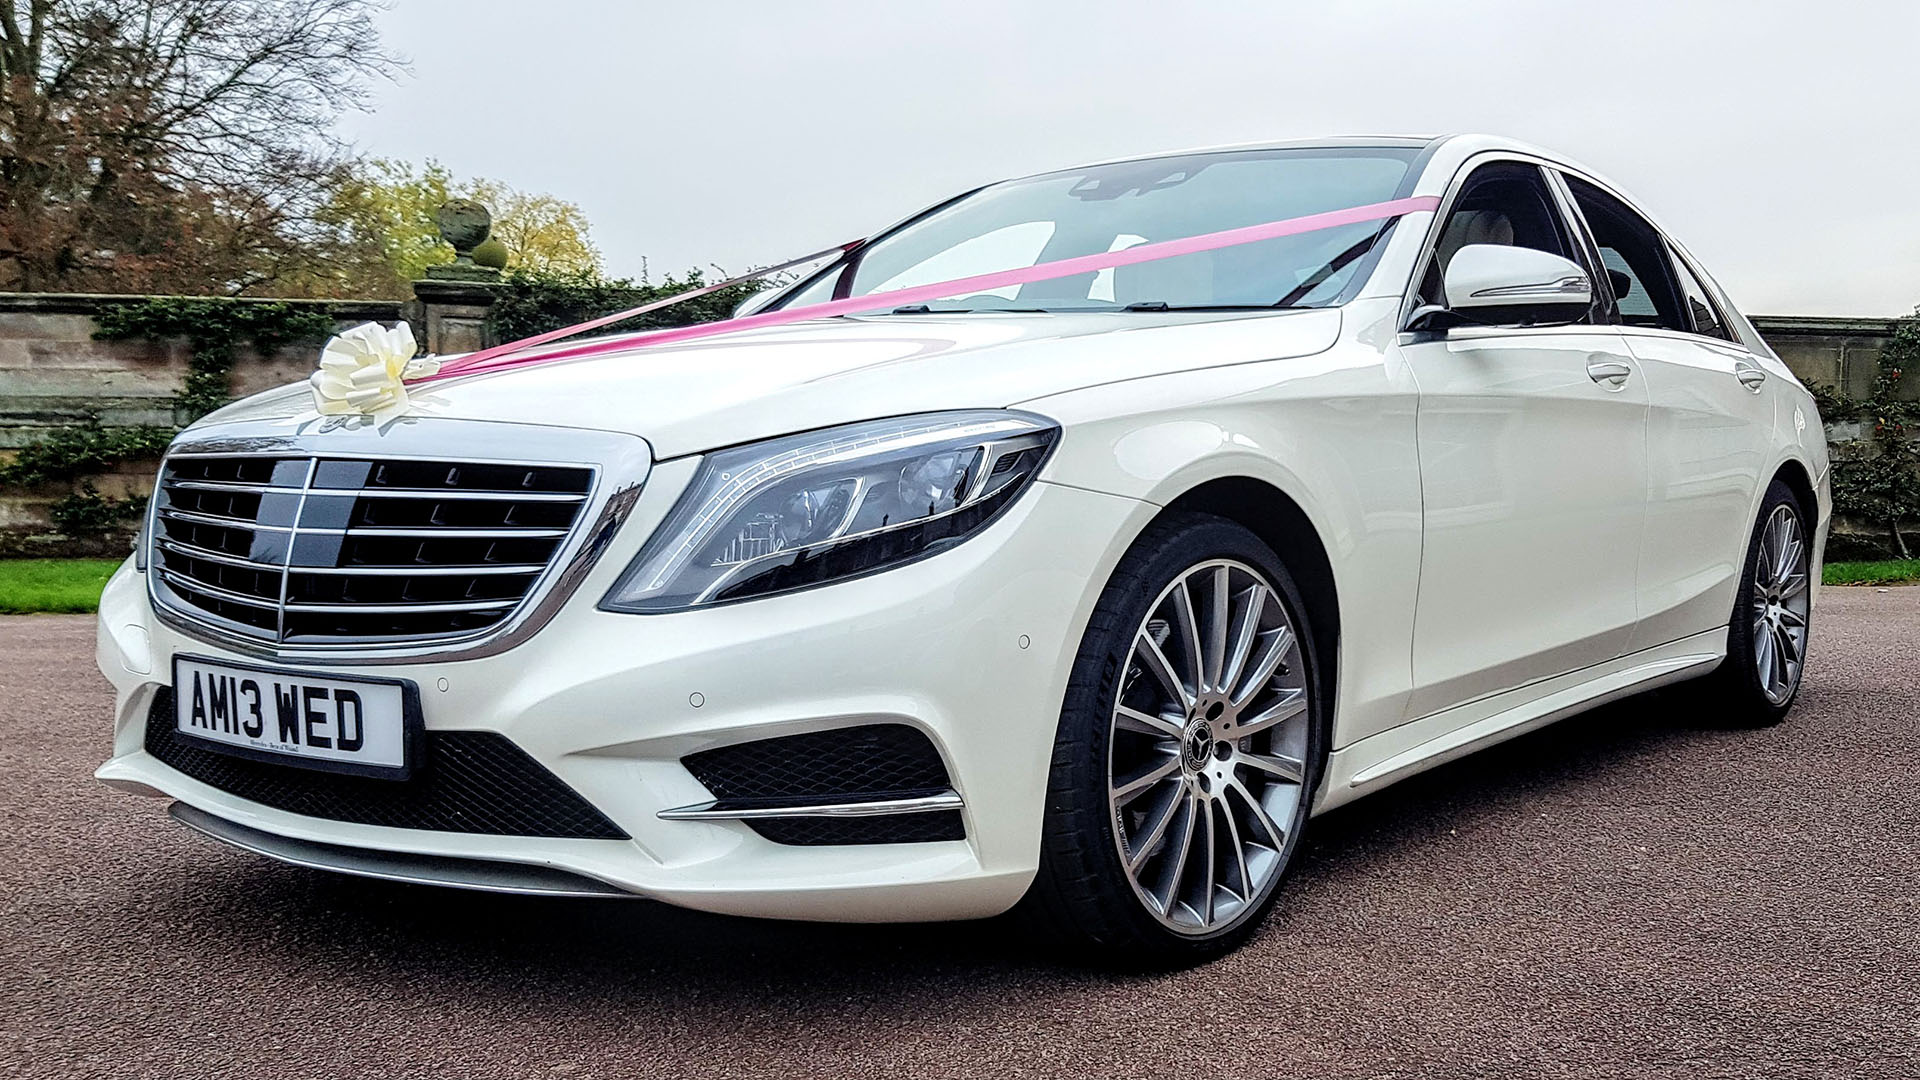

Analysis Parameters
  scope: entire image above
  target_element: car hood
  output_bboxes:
[197,309,1342,459]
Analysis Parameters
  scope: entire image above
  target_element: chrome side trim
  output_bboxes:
[656,790,964,821]
[168,802,638,899]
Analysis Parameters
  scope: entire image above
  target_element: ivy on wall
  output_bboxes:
[485,267,765,343]
[0,298,337,545]
[1824,309,1920,557]
[91,298,338,421]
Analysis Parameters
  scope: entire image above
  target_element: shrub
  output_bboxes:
[1826,307,1920,557]
[48,483,145,537]
[485,267,766,344]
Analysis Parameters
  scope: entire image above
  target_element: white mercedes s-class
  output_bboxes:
[96,134,1828,964]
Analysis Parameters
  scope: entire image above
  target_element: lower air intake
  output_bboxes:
[681,724,964,845]
[144,691,627,840]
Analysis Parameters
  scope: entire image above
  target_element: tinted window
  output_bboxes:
[1668,246,1735,342]
[1564,176,1685,332]
[1416,162,1584,322]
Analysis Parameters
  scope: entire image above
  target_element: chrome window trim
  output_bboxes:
[1546,165,1756,353]
[1396,150,1602,333]
[146,417,651,666]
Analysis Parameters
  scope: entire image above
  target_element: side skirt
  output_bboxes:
[1314,627,1726,814]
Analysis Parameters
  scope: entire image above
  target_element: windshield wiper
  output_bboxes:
[1120,302,1305,312]
[882,304,972,315]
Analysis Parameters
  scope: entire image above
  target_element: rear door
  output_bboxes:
[1557,175,1775,652]
[1397,160,1649,719]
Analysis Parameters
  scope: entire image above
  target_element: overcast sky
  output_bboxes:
[338,0,1919,317]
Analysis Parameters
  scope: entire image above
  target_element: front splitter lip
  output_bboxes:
[166,800,640,898]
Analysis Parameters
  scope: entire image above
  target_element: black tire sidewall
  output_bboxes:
[1031,514,1329,962]
[1717,480,1812,724]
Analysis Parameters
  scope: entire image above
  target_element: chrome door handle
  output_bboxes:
[1586,358,1632,387]
[1735,365,1768,391]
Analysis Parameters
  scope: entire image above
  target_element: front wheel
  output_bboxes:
[1700,480,1813,726]
[1022,515,1326,966]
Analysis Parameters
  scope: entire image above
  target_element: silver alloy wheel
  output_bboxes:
[1752,503,1812,705]
[1106,558,1310,935]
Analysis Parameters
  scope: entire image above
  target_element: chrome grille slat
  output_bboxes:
[164,480,297,494]
[283,599,520,614]
[344,526,571,539]
[288,563,547,577]
[339,489,588,503]
[155,537,276,571]
[157,506,264,529]
[158,569,282,610]
[168,480,588,504]
[149,452,598,647]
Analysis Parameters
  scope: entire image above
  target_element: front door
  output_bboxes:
[1402,326,1649,717]
[1398,160,1651,719]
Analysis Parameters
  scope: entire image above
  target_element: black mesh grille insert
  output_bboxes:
[144,691,627,840]
[683,724,951,802]
[681,724,963,846]
[750,813,965,846]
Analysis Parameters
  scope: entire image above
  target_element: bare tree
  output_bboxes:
[0,0,401,293]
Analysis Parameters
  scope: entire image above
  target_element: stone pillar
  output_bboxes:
[411,278,500,356]
[411,199,505,356]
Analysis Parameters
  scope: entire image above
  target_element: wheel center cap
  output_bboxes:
[1182,719,1214,771]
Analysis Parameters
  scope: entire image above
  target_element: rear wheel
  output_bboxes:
[1023,515,1326,966]
[1699,480,1813,726]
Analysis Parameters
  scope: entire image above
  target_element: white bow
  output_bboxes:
[309,322,441,422]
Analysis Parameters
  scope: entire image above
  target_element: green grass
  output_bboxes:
[1824,558,1920,586]
[0,554,1909,615]
[0,558,124,613]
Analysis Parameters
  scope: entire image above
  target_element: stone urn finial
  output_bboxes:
[436,199,492,264]
[425,199,501,282]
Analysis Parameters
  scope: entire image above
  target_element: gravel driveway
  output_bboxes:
[3,588,1916,1079]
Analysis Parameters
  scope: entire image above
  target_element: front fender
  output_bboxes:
[1018,337,1423,747]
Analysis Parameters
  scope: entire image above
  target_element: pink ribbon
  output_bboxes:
[419,195,1438,384]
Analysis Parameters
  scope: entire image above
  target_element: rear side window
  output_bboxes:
[1563,176,1685,333]
[1667,246,1736,342]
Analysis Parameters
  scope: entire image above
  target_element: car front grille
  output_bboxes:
[149,453,595,646]
[145,690,629,839]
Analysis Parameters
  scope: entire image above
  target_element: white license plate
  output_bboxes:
[172,656,417,778]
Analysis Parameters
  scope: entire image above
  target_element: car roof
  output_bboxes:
[1050,135,1444,176]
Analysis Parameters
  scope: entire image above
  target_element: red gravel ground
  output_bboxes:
[2,588,1916,1079]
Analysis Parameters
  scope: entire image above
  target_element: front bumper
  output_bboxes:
[96,476,1152,922]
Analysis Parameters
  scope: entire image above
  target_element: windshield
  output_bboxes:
[778,146,1419,314]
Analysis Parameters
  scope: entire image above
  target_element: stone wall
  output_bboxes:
[1752,314,1917,404]
[0,293,406,449]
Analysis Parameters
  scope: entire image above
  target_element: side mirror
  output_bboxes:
[732,282,787,319]
[1442,244,1592,314]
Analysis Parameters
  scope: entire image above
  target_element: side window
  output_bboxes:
[1563,176,1686,333]
[1417,162,1585,322]
[1667,246,1736,342]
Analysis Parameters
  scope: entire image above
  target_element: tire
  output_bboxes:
[1021,514,1328,967]
[1696,480,1814,727]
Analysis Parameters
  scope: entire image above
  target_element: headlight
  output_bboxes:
[601,411,1057,613]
